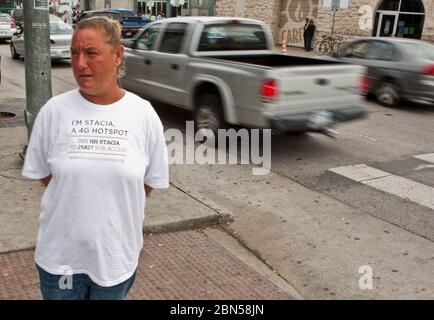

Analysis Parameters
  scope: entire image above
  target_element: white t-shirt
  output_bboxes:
[22,89,169,287]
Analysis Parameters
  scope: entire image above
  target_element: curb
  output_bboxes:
[143,214,232,235]
[144,181,234,234]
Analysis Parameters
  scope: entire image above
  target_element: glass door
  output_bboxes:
[377,13,398,37]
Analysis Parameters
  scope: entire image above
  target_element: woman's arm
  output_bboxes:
[144,184,153,197]
[40,175,52,187]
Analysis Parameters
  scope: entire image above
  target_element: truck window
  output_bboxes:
[136,24,161,50]
[159,23,188,54]
[198,23,267,51]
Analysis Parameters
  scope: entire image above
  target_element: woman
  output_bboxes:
[303,18,309,51]
[306,19,316,51]
[22,16,169,300]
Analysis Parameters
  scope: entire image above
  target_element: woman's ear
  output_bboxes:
[116,45,125,65]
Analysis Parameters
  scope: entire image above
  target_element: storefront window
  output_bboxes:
[374,0,425,39]
[396,14,424,38]
[138,1,168,19]
[400,0,424,13]
[378,0,400,11]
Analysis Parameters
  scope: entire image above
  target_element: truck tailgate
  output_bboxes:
[270,64,365,113]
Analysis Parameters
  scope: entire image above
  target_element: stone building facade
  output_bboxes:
[215,0,434,47]
[215,0,282,43]
[315,0,434,43]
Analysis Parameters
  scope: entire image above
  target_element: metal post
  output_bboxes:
[23,0,52,140]
[331,8,336,37]
[330,0,339,37]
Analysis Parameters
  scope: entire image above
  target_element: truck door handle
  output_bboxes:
[144,59,152,65]
[171,64,179,70]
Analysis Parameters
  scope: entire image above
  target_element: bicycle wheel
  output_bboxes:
[332,41,342,54]
[315,40,330,55]
[313,41,322,55]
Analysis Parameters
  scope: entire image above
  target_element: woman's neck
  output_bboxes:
[80,87,125,105]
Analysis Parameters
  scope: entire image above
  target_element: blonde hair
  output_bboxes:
[74,16,126,77]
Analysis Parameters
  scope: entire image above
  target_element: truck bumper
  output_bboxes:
[269,106,367,132]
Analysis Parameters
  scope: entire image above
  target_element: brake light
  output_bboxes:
[230,19,240,24]
[422,64,434,76]
[358,74,369,96]
[260,79,278,102]
[50,39,55,45]
[11,23,16,28]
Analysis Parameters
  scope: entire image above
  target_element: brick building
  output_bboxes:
[215,0,434,47]
[80,1,434,47]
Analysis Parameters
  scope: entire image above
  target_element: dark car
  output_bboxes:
[330,37,434,107]
[78,10,140,39]
[78,9,123,23]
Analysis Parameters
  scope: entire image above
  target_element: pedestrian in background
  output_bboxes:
[157,11,165,21]
[305,19,316,51]
[303,18,309,51]
[22,16,169,300]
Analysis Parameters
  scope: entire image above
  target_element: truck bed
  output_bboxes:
[207,54,342,68]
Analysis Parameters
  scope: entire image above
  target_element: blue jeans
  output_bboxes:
[306,33,313,51]
[36,264,136,300]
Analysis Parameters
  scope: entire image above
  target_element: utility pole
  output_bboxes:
[23,0,52,141]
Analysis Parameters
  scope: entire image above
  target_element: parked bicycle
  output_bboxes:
[314,34,344,56]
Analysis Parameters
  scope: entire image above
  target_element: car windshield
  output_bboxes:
[400,42,434,61]
[198,23,267,51]
[50,22,73,35]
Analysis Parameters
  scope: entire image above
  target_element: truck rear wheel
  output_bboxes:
[195,93,225,143]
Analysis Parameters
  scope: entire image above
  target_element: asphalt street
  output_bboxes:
[1,42,433,299]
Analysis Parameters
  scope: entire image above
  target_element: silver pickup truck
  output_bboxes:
[120,17,367,135]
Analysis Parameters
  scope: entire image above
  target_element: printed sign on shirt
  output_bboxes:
[68,119,129,163]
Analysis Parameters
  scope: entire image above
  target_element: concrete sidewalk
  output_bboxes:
[0,229,298,300]
[0,114,302,299]
[0,125,234,253]
[274,44,316,57]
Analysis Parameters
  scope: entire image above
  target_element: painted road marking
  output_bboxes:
[329,164,434,210]
[414,153,434,164]
[329,164,391,182]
